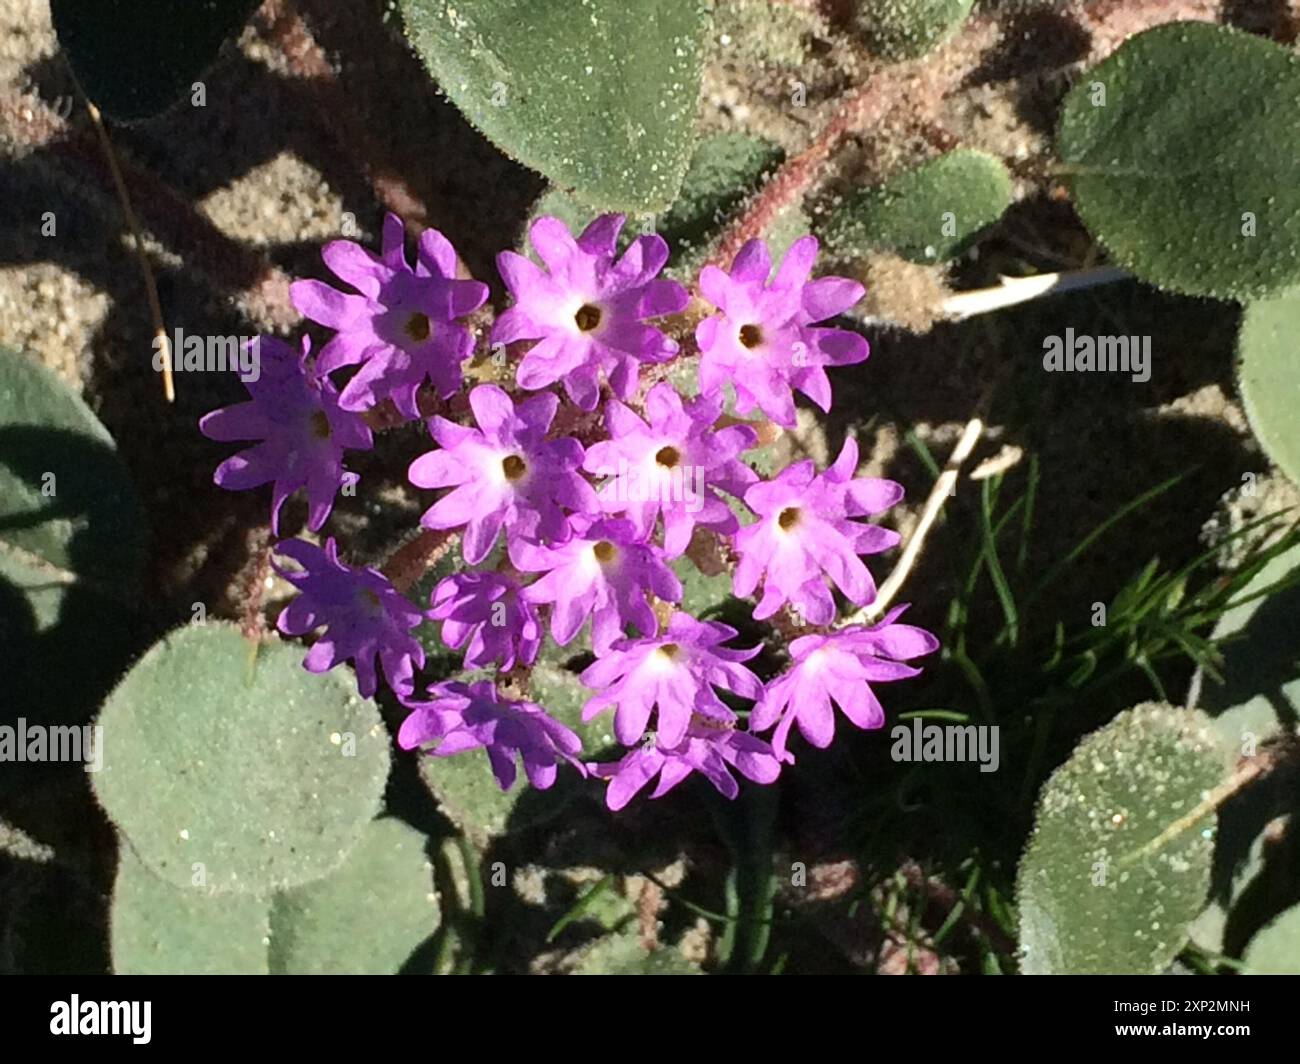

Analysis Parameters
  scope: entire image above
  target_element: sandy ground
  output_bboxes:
[0,0,1268,634]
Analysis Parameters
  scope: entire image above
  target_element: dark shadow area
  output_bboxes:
[1223,0,1299,42]
[963,7,1090,133]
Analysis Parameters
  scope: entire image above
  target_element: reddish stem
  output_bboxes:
[706,0,1226,268]
[382,528,458,594]
[240,526,273,640]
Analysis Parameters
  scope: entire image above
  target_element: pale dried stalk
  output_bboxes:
[940,266,1130,321]
[841,415,985,626]
[84,98,174,402]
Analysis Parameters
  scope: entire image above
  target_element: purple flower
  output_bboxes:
[408,384,598,564]
[590,724,784,811]
[274,537,426,699]
[733,437,902,624]
[751,605,939,757]
[583,383,758,558]
[398,679,585,791]
[492,214,689,411]
[579,612,762,747]
[696,236,868,428]
[511,515,681,654]
[290,213,488,419]
[428,570,542,671]
[199,335,371,534]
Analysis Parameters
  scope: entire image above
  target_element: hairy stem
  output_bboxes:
[383,528,458,594]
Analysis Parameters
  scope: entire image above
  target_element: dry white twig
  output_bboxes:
[842,416,985,626]
[940,265,1130,321]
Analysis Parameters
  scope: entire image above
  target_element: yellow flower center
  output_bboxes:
[654,445,681,469]
[404,312,432,343]
[501,454,528,481]
[574,303,603,333]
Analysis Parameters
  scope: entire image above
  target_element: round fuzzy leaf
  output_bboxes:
[574,930,701,974]
[1191,543,1300,954]
[418,748,519,849]
[0,349,144,602]
[94,623,390,895]
[0,350,146,758]
[524,133,802,278]
[820,149,1012,264]
[672,552,753,626]
[1239,288,1300,487]
[1058,24,1300,300]
[525,189,606,251]
[1243,904,1300,974]
[111,844,269,975]
[1198,543,1300,751]
[1016,703,1231,974]
[399,0,710,213]
[268,819,439,975]
[50,0,259,122]
[416,664,601,846]
[1188,761,1297,957]
[528,133,784,248]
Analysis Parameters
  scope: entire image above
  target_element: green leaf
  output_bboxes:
[820,149,1012,263]
[0,351,143,586]
[1191,543,1300,955]
[1188,761,1296,958]
[673,552,740,619]
[400,0,710,212]
[50,0,259,122]
[1239,288,1300,486]
[711,786,778,973]
[524,188,606,250]
[1016,703,1231,974]
[112,820,442,975]
[855,0,974,62]
[268,818,440,974]
[1058,23,1300,300]
[111,844,269,975]
[1243,904,1300,974]
[93,623,390,895]
[573,930,701,974]
[1198,543,1300,750]
[417,663,601,846]
[0,349,145,653]
[525,133,804,278]
[0,350,146,752]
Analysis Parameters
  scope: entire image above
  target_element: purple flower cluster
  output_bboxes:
[199,211,936,809]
